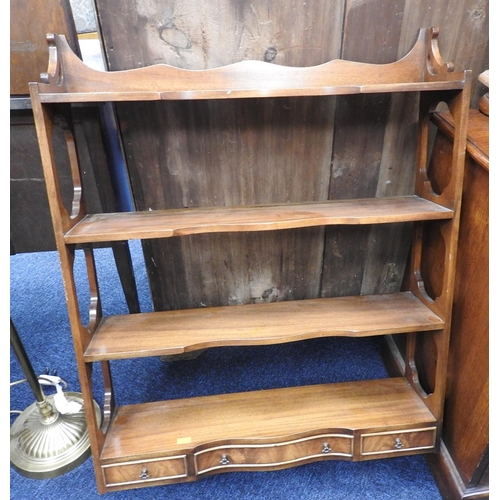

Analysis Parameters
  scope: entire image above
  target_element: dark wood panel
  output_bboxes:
[93,0,488,311]
[321,0,488,298]
[122,95,335,309]
[10,0,81,253]
[10,107,111,254]
[10,110,60,253]
[96,0,345,311]
[440,111,488,487]
[321,0,409,298]
[10,0,80,95]
[96,0,344,70]
[398,0,488,108]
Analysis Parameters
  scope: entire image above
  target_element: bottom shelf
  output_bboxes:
[98,377,437,490]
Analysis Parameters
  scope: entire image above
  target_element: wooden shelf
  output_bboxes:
[65,196,452,244]
[100,378,437,463]
[84,292,444,361]
[39,80,467,103]
[29,27,471,492]
[32,29,468,106]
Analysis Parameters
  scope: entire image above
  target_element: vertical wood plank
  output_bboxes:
[322,0,488,298]
[10,0,80,95]
[93,0,488,310]
[399,0,488,107]
[321,0,408,298]
[97,0,345,70]
[96,0,345,310]
[363,0,488,300]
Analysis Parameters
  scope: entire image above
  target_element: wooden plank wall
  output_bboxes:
[93,0,488,312]
[10,0,80,95]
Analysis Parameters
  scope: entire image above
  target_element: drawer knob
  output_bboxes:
[394,438,404,450]
[139,467,149,479]
[322,442,331,453]
[220,454,230,465]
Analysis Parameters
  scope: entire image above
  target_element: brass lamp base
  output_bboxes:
[10,391,101,479]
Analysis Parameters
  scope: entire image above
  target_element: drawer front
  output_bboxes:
[196,434,353,474]
[360,427,436,457]
[103,456,187,487]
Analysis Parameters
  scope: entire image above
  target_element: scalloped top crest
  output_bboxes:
[32,27,469,101]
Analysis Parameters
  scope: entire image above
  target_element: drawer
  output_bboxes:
[360,427,436,457]
[102,455,187,487]
[196,434,353,474]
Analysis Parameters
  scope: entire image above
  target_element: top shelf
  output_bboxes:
[30,27,470,103]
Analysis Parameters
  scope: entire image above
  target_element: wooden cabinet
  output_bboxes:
[10,0,81,254]
[29,27,471,493]
[425,110,489,499]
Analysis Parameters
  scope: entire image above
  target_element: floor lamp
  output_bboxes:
[10,319,101,478]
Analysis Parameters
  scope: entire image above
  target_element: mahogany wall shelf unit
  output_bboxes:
[29,27,471,493]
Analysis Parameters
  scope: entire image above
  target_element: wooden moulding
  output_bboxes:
[31,27,468,103]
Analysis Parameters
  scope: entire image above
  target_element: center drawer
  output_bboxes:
[195,434,353,474]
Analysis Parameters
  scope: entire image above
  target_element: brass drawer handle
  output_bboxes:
[394,438,404,450]
[139,467,149,479]
[220,454,230,465]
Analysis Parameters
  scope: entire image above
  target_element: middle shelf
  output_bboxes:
[84,291,443,361]
[65,195,452,244]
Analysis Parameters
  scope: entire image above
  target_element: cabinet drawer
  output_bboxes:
[360,428,436,456]
[102,455,187,487]
[196,434,353,474]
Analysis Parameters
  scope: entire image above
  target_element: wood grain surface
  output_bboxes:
[100,378,436,461]
[84,291,445,360]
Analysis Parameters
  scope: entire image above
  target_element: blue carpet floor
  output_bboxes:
[10,241,443,499]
